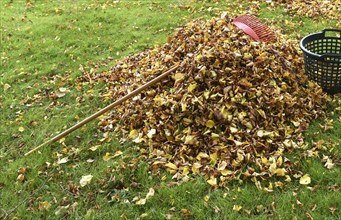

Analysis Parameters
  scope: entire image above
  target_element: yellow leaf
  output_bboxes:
[184,135,196,145]
[308,81,315,88]
[196,152,209,160]
[165,162,177,170]
[206,120,215,128]
[192,162,202,174]
[187,83,197,92]
[129,129,138,139]
[233,205,242,212]
[230,127,238,133]
[285,175,292,182]
[183,166,189,176]
[204,90,210,99]
[275,168,286,176]
[103,152,112,161]
[257,130,272,137]
[112,150,123,158]
[211,133,220,138]
[299,174,311,185]
[218,161,227,171]
[231,160,240,167]
[18,127,25,132]
[207,177,217,186]
[220,169,233,176]
[277,156,283,167]
[89,145,100,151]
[135,198,146,205]
[210,152,218,165]
[172,73,185,81]
[181,103,187,111]
[204,195,210,202]
[233,140,243,146]
[38,201,51,211]
[269,162,277,174]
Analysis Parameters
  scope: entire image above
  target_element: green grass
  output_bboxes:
[1,0,340,219]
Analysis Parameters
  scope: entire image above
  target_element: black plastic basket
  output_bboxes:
[299,29,341,94]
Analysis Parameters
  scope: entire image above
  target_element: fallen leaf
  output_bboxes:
[135,198,146,205]
[80,174,93,187]
[147,129,156,138]
[4,83,11,91]
[206,120,215,128]
[112,150,123,158]
[17,174,26,182]
[146,188,155,199]
[103,152,112,161]
[172,73,185,81]
[181,208,191,216]
[299,174,311,185]
[57,157,68,164]
[207,177,217,186]
[39,201,51,211]
[233,205,242,212]
[165,162,177,170]
[89,145,100,151]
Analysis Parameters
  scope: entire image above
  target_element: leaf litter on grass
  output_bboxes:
[265,0,341,21]
[80,13,331,188]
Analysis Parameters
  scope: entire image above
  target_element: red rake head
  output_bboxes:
[233,15,276,42]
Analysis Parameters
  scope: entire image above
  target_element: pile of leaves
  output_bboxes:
[83,14,329,187]
[271,0,341,20]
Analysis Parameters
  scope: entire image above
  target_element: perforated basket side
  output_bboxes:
[300,29,341,94]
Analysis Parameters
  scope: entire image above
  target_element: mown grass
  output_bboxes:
[1,0,340,219]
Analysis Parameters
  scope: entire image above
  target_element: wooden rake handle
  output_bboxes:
[25,64,180,156]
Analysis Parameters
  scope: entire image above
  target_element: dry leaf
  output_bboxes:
[146,188,155,200]
[57,157,68,164]
[80,174,93,187]
[233,205,242,212]
[299,174,311,185]
[39,201,51,211]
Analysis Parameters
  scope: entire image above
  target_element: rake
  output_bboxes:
[233,14,276,42]
[25,64,179,156]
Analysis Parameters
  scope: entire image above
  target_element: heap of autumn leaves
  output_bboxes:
[84,14,328,187]
[276,0,341,20]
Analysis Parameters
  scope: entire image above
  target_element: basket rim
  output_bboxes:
[299,29,341,60]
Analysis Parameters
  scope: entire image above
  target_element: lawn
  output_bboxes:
[0,0,340,219]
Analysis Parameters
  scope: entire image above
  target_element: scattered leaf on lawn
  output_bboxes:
[233,205,242,212]
[135,198,146,205]
[207,177,217,186]
[80,174,93,187]
[89,145,100,151]
[299,174,311,185]
[146,188,155,200]
[39,201,51,211]
[17,174,26,182]
[58,157,68,164]
[4,83,11,91]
